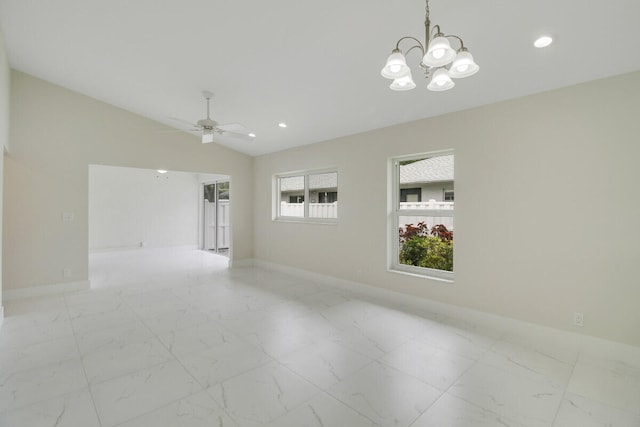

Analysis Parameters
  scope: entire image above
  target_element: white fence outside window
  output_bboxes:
[280,202,338,218]
[399,200,454,230]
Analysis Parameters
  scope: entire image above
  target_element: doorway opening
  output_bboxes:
[202,180,231,256]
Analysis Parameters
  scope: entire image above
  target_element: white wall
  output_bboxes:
[254,72,640,347]
[0,24,10,316]
[3,71,253,293]
[89,166,202,250]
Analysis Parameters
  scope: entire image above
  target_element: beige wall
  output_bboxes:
[3,71,253,292]
[254,72,640,347]
[0,25,10,314]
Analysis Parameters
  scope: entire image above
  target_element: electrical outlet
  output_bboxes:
[573,312,584,327]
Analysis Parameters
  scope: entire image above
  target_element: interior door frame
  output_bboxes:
[199,179,232,255]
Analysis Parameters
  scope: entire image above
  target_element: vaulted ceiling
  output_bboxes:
[2,0,639,156]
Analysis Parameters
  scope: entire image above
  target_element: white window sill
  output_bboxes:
[274,217,338,225]
[388,266,454,283]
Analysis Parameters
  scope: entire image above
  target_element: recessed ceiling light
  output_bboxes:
[248,133,256,138]
[157,169,168,174]
[278,122,287,128]
[534,35,553,48]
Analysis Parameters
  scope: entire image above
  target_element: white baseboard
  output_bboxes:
[252,259,639,353]
[3,280,90,301]
[230,258,255,268]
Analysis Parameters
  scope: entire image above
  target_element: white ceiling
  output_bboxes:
[1,0,640,156]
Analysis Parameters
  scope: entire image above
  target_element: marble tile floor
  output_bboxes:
[0,247,639,426]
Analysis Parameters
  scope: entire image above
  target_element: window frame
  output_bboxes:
[388,150,454,282]
[273,167,339,224]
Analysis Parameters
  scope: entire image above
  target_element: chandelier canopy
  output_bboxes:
[381,0,479,92]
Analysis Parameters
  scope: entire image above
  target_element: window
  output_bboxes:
[400,188,422,202]
[318,191,337,203]
[275,169,338,221]
[390,151,454,280]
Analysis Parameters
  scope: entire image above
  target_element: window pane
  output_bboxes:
[309,172,338,219]
[398,216,453,271]
[218,181,229,200]
[279,175,304,217]
[399,155,454,210]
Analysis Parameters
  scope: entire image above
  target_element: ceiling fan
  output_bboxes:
[174,91,255,144]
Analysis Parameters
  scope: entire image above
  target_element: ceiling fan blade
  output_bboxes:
[219,130,254,141]
[217,123,246,132]
[168,117,199,128]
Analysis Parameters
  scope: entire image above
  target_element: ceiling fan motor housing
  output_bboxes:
[197,118,217,129]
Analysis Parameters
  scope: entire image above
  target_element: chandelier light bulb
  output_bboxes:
[427,68,455,91]
[431,48,445,59]
[390,73,416,91]
[423,36,456,67]
[449,49,479,78]
[381,50,410,79]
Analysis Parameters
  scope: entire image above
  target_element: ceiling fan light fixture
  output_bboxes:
[202,132,215,144]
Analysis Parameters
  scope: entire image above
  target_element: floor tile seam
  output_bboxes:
[447,360,566,426]
[108,388,220,427]
[78,328,162,357]
[241,359,332,424]
[269,353,351,388]
[445,391,533,427]
[557,391,640,420]
[309,384,383,427]
[0,352,83,378]
[177,343,275,390]
[562,388,640,419]
[474,347,576,389]
[0,331,79,356]
[63,295,105,427]
[98,380,205,427]
[0,386,99,420]
[408,355,484,424]
[467,359,572,393]
[86,356,189,391]
[488,337,580,369]
[374,353,471,396]
[78,328,172,356]
[82,351,177,387]
[140,311,215,337]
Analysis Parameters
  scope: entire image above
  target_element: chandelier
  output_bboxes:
[380,0,479,91]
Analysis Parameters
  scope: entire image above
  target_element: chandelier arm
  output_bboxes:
[444,34,466,50]
[405,44,426,58]
[394,36,425,53]
[431,24,442,38]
